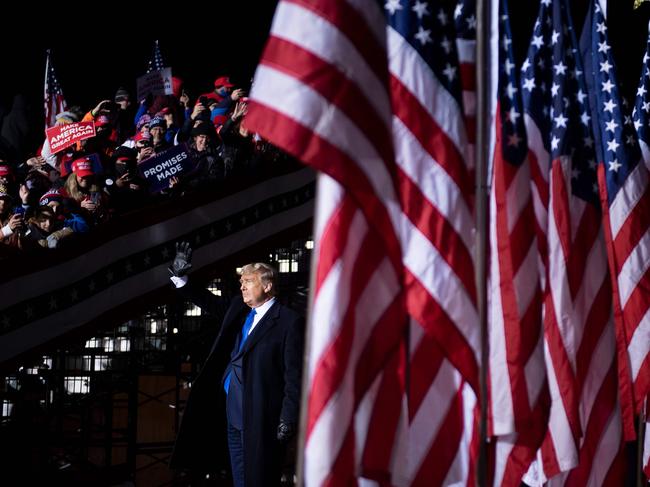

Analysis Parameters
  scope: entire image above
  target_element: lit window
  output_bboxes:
[94,356,110,371]
[305,240,314,250]
[117,338,130,352]
[184,303,202,317]
[64,376,90,394]
[85,337,101,349]
[2,400,13,418]
[103,338,114,353]
[278,259,290,273]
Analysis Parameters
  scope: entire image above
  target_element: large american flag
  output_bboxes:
[585,0,649,440]
[536,0,625,484]
[146,40,166,73]
[44,49,67,130]
[246,0,479,484]
[487,1,548,485]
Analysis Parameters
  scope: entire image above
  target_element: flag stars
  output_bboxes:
[412,0,429,19]
[505,58,515,75]
[638,85,648,97]
[584,136,594,148]
[604,99,617,113]
[523,78,536,92]
[644,101,650,113]
[588,158,597,169]
[605,119,618,133]
[551,30,560,45]
[598,41,611,54]
[454,3,462,18]
[607,139,620,153]
[385,0,402,15]
[443,63,457,82]
[507,106,521,124]
[553,62,567,75]
[551,83,560,96]
[551,136,560,150]
[601,79,614,93]
[608,159,622,172]
[414,26,432,46]
[635,118,643,131]
[532,35,544,49]
[599,60,612,73]
[596,22,607,34]
[522,58,531,72]
[581,112,591,126]
[506,82,518,99]
[554,112,568,128]
[440,37,452,54]
[626,134,636,145]
[466,15,476,30]
[502,36,512,50]
[576,89,587,104]
[437,9,448,25]
[508,132,522,147]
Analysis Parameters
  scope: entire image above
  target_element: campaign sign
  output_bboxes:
[46,121,96,154]
[136,67,173,102]
[138,144,195,193]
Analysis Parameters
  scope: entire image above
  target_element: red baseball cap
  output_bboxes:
[95,115,111,127]
[71,157,95,177]
[214,76,235,88]
[0,164,13,178]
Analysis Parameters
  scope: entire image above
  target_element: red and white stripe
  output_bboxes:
[600,159,650,417]
[246,0,481,483]
[456,32,476,174]
[535,157,625,485]
[488,109,548,486]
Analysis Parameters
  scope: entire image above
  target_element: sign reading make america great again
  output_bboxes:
[46,121,96,154]
[138,143,196,193]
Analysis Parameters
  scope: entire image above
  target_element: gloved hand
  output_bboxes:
[168,241,193,277]
[276,421,295,442]
[46,234,59,249]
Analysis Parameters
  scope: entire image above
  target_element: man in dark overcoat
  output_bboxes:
[168,243,303,487]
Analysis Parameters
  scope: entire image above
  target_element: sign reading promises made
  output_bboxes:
[138,144,196,193]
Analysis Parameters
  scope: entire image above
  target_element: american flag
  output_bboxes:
[634,23,650,167]
[44,49,67,130]
[246,0,480,484]
[454,0,476,172]
[585,0,649,440]
[487,0,548,484]
[534,0,626,484]
[146,40,165,73]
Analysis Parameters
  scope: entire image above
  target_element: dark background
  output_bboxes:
[0,1,648,161]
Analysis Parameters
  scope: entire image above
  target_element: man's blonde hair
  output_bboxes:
[239,263,277,296]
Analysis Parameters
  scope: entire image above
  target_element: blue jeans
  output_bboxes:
[227,423,245,487]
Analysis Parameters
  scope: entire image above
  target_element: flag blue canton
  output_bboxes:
[46,57,63,96]
[550,0,599,204]
[146,40,165,73]
[521,0,554,154]
[384,0,463,106]
[498,0,527,165]
[591,2,642,204]
[454,0,476,41]
[632,24,650,149]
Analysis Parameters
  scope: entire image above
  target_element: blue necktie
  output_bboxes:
[224,308,256,394]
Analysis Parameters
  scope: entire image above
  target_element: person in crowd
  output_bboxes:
[219,100,262,178]
[114,87,136,144]
[148,116,171,154]
[38,189,89,235]
[105,147,148,211]
[134,132,155,164]
[168,243,303,487]
[61,156,109,225]
[0,185,23,248]
[23,206,75,249]
[171,124,224,193]
[157,107,179,144]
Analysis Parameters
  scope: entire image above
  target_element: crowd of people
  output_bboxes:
[0,77,291,257]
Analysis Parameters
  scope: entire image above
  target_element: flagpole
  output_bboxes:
[475,0,492,484]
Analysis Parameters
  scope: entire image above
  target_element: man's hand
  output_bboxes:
[276,421,295,442]
[169,241,193,277]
